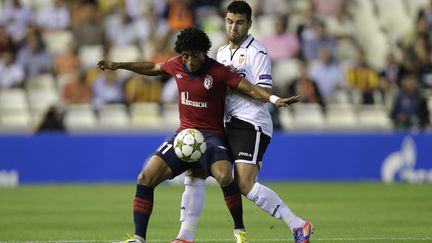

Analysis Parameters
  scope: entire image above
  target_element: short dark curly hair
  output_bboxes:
[226,1,252,22]
[174,27,212,54]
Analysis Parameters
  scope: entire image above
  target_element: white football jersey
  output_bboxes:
[217,34,273,136]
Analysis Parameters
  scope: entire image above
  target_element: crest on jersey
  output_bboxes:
[239,54,245,64]
[204,75,213,90]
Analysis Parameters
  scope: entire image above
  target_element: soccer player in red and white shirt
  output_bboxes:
[98,27,299,243]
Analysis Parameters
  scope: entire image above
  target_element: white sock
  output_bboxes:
[246,182,305,231]
[134,235,145,243]
[176,176,206,241]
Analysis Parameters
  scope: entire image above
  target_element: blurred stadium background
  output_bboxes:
[0,0,432,242]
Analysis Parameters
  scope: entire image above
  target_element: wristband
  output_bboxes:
[269,95,280,104]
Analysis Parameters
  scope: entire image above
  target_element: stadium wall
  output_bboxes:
[0,133,431,185]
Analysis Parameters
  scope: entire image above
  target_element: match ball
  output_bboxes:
[174,128,207,162]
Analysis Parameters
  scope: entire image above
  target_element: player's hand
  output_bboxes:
[97,60,118,71]
[275,95,301,107]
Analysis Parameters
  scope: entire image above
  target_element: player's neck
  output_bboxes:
[229,34,249,49]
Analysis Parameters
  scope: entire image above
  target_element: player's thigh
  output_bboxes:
[139,155,173,187]
[199,133,233,186]
[209,160,233,186]
[154,134,200,179]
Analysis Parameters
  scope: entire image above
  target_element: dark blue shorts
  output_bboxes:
[153,131,232,178]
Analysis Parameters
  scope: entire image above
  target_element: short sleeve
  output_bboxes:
[160,57,177,76]
[251,49,272,89]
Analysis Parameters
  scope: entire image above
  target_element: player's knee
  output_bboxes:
[237,178,255,196]
[214,172,233,187]
[137,172,157,187]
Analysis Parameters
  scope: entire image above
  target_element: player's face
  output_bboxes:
[181,51,206,72]
[225,12,251,45]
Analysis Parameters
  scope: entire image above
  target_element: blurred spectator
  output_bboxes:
[346,49,380,104]
[379,53,405,89]
[105,6,150,47]
[390,74,430,131]
[124,74,162,105]
[312,0,347,17]
[146,4,169,40]
[97,0,123,15]
[262,15,300,61]
[149,37,176,63]
[308,48,345,102]
[300,19,337,61]
[0,0,32,43]
[403,10,431,67]
[288,61,325,111]
[160,77,178,104]
[72,2,105,47]
[253,0,288,16]
[36,0,70,31]
[419,51,432,88]
[189,0,222,27]
[0,50,24,88]
[92,70,125,110]
[125,0,145,20]
[34,105,66,133]
[16,30,52,76]
[62,72,92,104]
[55,41,81,75]
[424,0,432,31]
[324,3,356,62]
[167,0,193,32]
[403,33,430,76]
[297,7,317,48]
[0,25,15,54]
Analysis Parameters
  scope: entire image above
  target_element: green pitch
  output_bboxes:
[1,182,431,243]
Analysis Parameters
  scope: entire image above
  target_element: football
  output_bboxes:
[174,128,207,162]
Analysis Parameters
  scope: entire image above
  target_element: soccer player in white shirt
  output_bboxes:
[172,1,313,243]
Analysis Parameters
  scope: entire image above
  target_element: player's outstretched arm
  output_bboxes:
[236,78,301,107]
[97,60,164,76]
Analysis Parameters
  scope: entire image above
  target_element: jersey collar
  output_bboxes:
[240,34,254,48]
[181,56,212,77]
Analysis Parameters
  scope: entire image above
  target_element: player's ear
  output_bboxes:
[247,20,252,30]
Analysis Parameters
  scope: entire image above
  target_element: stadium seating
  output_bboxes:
[161,103,180,130]
[0,89,32,131]
[130,102,162,130]
[79,45,104,70]
[108,45,142,79]
[357,104,392,130]
[292,103,325,130]
[404,0,429,18]
[325,103,358,130]
[0,0,429,134]
[272,59,300,91]
[0,89,28,110]
[20,0,53,11]
[373,0,412,42]
[279,108,295,130]
[98,104,130,129]
[0,107,32,131]
[63,104,97,131]
[42,31,74,55]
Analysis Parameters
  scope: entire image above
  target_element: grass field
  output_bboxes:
[1,182,432,243]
